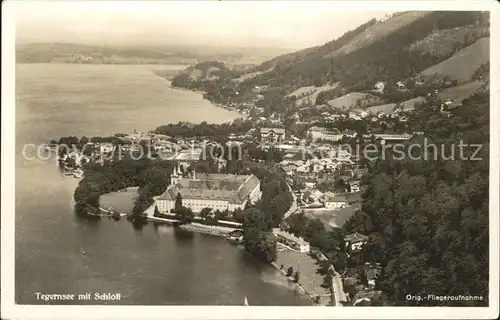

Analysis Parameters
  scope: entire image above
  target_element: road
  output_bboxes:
[331,271,347,306]
[283,184,299,219]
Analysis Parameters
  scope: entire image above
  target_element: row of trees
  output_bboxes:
[153,119,252,139]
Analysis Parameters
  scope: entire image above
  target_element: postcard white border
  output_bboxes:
[2,1,499,319]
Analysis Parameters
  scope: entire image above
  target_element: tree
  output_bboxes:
[177,207,194,224]
[243,208,276,263]
[341,97,489,306]
[243,208,272,232]
[334,178,346,193]
[174,193,183,212]
[200,207,212,219]
[286,266,294,277]
[79,136,89,148]
[293,271,300,283]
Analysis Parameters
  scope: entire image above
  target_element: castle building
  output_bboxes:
[156,163,262,214]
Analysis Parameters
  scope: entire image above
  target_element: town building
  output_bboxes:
[273,229,310,253]
[100,143,114,154]
[374,81,385,93]
[156,164,262,214]
[307,126,344,142]
[324,192,362,210]
[166,150,203,169]
[260,127,286,144]
[363,263,382,288]
[363,133,412,143]
[344,232,369,253]
[349,180,361,193]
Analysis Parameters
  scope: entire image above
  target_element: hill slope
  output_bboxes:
[324,11,431,58]
[170,11,489,116]
[419,37,490,83]
[240,11,487,92]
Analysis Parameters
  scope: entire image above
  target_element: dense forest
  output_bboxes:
[342,92,489,306]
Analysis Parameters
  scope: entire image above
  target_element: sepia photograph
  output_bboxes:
[1,1,499,319]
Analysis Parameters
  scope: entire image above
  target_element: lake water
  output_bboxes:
[15,63,311,305]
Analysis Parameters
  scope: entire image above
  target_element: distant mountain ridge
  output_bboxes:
[15,42,293,65]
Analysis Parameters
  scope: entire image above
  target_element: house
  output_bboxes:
[277,144,304,155]
[307,126,344,142]
[348,112,362,120]
[260,127,286,143]
[396,81,406,89]
[273,229,310,253]
[100,143,114,154]
[324,192,362,210]
[368,133,412,143]
[344,232,369,252]
[342,130,357,139]
[363,263,382,288]
[324,193,349,210]
[281,162,299,175]
[374,81,385,93]
[349,180,361,193]
[269,113,282,124]
[353,168,367,179]
[304,181,316,189]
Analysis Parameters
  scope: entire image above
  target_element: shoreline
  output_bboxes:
[270,261,330,306]
[166,82,248,119]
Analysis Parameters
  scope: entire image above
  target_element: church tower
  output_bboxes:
[170,163,179,186]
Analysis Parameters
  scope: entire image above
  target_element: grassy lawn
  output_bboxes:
[100,187,139,214]
[438,80,486,106]
[302,203,360,228]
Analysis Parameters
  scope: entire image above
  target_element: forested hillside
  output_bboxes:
[343,92,490,306]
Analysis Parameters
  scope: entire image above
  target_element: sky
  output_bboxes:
[14,1,391,49]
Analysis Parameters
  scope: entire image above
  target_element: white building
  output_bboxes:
[324,192,362,210]
[374,81,385,93]
[156,164,262,214]
[273,229,310,253]
[344,232,369,252]
[324,193,349,210]
[349,180,361,193]
[307,126,344,142]
[260,127,286,143]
